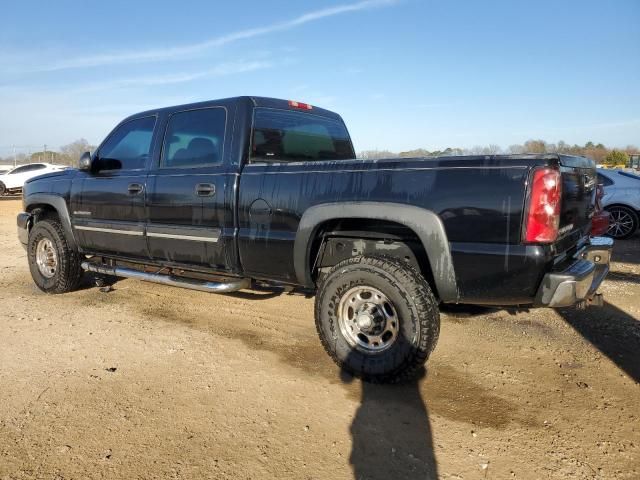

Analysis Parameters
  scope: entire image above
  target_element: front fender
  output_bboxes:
[24,193,77,249]
[294,202,459,303]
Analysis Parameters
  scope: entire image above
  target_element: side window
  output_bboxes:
[597,173,614,186]
[31,164,46,171]
[161,108,226,168]
[9,166,29,174]
[97,116,156,171]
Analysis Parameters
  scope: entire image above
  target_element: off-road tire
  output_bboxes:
[315,255,440,383]
[28,218,83,293]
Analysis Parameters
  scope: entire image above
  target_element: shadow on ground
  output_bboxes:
[440,300,640,385]
[558,302,640,383]
[611,234,640,266]
[606,271,640,285]
[343,368,438,480]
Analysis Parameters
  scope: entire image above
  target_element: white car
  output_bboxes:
[596,168,640,239]
[0,163,68,196]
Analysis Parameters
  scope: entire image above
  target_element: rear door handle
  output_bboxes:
[128,183,144,195]
[196,183,215,196]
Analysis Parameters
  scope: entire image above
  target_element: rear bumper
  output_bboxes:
[17,212,31,250]
[534,236,613,308]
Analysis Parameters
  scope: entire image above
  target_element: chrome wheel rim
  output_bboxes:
[607,209,635,238]
[337,286,399,353]
[35,238,58,278]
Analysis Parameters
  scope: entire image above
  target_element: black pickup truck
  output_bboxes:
[17,96,612,382]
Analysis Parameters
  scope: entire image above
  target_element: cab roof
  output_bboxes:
[127,96,343,122]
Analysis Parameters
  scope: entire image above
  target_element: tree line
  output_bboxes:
[359,139,639,166]
[0,139,96,167]
[1,138,637,167]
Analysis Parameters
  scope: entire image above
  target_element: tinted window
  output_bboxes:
[162,108,226,168]
[251,108,353,162]
[9,166,31,174]
[98,117,156,171]
[597,173,614,186]
[31,164,46,171]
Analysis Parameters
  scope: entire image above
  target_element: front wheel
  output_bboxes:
[0,182,6,196]
[27,218,83,293]
[315,256,440,383]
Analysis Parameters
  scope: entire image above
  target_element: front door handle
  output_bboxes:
[195,183,216,197]
[128,183,144,195]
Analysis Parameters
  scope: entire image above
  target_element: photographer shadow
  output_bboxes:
[343,365,438,480]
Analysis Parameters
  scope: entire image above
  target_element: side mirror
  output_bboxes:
[79,151,92,171]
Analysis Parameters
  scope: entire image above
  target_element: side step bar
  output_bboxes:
[81,262,251,294]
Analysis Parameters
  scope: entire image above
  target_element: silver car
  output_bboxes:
[597,169,640,239]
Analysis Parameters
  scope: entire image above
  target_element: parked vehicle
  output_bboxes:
[17,96,612,382]
[591,184,610,236]
[597,169,640,239]
[0,163,67,195]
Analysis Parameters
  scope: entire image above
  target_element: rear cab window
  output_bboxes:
[250,108,354,162]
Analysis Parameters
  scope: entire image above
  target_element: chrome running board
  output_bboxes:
[81,262,250,293]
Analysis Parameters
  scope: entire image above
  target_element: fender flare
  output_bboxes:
[24,194,78,249]
[294,202,459,302]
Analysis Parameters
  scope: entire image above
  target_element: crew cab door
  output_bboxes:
[145,106,236,272]
[71,116,156,258]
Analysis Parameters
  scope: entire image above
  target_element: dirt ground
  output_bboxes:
[0,198,638,480]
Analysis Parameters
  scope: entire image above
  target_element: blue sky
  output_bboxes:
[0,0,638,156]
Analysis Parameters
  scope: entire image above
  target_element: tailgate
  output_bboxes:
[556,154,597,252]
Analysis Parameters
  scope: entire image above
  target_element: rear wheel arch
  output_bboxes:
[294,202,459,303]
[309,219,437,293]
[604,202,639,213]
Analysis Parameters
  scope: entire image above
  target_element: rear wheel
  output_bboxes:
[605,205,639,239]
[315,255,440,383]
[27,218,83,293]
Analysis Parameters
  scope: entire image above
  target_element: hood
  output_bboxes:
[25,168,75,184]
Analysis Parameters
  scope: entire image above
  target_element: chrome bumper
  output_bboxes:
[534,236,613,308]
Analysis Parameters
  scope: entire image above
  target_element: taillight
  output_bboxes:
[524,167,562,243]
[288,100,313,110]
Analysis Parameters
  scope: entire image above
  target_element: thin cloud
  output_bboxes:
[25,0,398,72]
[69,60,274,93]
